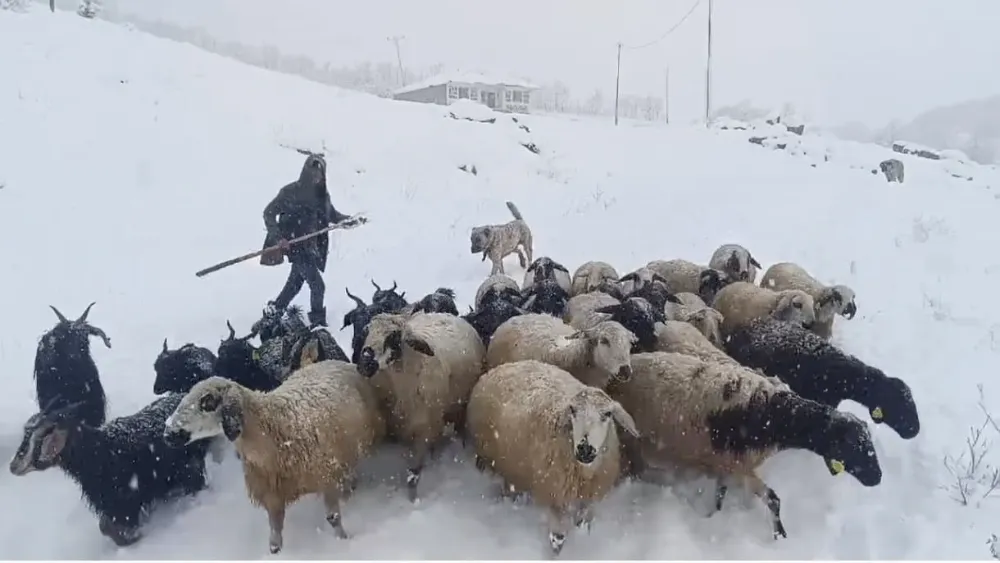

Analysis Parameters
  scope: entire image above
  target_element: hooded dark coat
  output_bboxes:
[260,155,349,272]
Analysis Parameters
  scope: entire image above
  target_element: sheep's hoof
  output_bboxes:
[773,523,787,540]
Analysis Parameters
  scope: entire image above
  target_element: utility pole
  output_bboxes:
[386,35,407,87]
[705,0,713,125]
[664,67,670,125]
[614,42,623,126]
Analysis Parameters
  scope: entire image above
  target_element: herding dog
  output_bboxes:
[470,201,534,276]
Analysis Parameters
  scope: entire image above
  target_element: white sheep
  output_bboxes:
[645,259,734,303]
[618,266,667,295]
[607,352,883,539]
[467,359,638,556]
[759,262,858,340]
[570,261,619,296]
[708,243,762,283]
[710,281,816,335]
[657,292,725,348]
[356,312,485,502]
[162,361,385,554]
[474,273,522,310]
[564,291,621,331]
[486,313,637,390]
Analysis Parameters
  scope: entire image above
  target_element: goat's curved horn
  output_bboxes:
[390,280,398,292]
[226,320,236,340]
[77,301,96,323]
[371,279,382,292]
[345,287,365,308]
[162,338,169,353]
[49,306,69,324]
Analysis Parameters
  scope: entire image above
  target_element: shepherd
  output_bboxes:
[260,153,364,328]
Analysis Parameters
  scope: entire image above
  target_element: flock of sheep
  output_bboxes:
[9,216,921,557]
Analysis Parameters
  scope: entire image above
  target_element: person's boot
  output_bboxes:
[308,307,328,330]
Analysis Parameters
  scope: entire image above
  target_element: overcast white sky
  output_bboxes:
[95,0,1000,127]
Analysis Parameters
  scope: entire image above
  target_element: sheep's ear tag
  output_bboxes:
[871,406,884,421]
[252,349,261,361]
[828,458,845,475]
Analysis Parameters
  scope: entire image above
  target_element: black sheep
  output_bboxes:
[521,278,570,317]
[215,321,281,391]
[624,280,681,312]
[34,303,111,428]
[9,394,215,546]
[724,316,920,439]
[342,286,408,364]
[370,278,408,312]
[153,339,217,395]
[411,287,459,316]
[593,297,667,353]
[462,287,525,346]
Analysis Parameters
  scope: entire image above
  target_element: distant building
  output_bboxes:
[392,72,539,114]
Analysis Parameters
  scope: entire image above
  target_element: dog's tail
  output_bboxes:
[505,201,524,221]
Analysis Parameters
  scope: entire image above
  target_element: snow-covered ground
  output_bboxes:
[3,8,1000,560]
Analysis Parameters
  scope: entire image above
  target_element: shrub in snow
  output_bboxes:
[446,99,498,123]
[77,0,99,18]
[0,0,31,11]
[942,384,1000,506]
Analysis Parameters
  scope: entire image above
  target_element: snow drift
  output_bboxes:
[1,7,999,560]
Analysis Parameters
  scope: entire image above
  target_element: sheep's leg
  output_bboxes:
[545,507,570,557]
[745,475,787,539]
[322,489,350,539]
[573,503,594,533]
[405,442,429,503]
[710,480,728,515]
[266,505,286,554]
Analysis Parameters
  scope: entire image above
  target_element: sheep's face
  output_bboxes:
[10,412,70,476]
[594,298,665,353]
[559,390,639,466]
[830,285,858,320]
[625,280,679,312]
[773,290,816,328]
[358,329,434,377]
[481,285,522,308]
[571,322,636,381]
[164,378,239,445]
[685,308,725,349]
[470,227,490,253]
[413,290,459,316]
[869,375,919,439]
[593,279,625,301]
[522,280,569,317]
[153,341,217,395]
[822,411,882,487]
[698,269,734,303]
[525,257,571,290]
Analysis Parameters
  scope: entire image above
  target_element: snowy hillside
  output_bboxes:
[3,8,1000,560]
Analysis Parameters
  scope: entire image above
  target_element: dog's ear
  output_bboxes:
[220,395,244,441]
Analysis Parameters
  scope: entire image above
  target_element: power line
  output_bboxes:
[386,35,407,87]
[621,0,704,51]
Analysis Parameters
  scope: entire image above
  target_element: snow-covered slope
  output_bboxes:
[2,8,1000,560]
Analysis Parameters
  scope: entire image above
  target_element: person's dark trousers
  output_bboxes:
[272,260,327,326]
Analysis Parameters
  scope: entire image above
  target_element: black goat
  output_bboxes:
[462,287,525,346]
[521,278,570,317]
[153,339,217,395]
[34,303,111,428]
[593,297,667,353]
[215,321,281,391]
[411,287,459,316]
[370,278,409,312]
[287,327,350,371]
[342,286,408,364]
[9,395,215,547]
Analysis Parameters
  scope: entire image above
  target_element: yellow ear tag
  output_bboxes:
[871,407,884,421]
[252,349,260,362]
[829,459,845,475]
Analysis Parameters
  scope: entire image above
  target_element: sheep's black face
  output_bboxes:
[523,280,569,317]
[823,414,882,487]
[869,376,919,439]
[594,279,624,301]
[843,300,858,320]
[10,413,68,476]
[414,293,459,316]
[626,281,679,311]
[698,269,733,303]
[596,298,663,353]
[482,286,522,308]
[216,338,258,381]
[357,346,379,377]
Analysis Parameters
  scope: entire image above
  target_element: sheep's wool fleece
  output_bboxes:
[570,261,619,296]
[655,320,736,366]
[468,360,622,508]
[236,360,384,509]
[565,292,620,330]
[475,274,520,308]
[371,313,485,442]
[711,282,811,334]
[609,352,784,475]
[645,259,706,294]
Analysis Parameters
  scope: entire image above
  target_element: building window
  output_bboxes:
[469,88,479,101]
[505,90,512,102]
[448,85,459,99]
[522,91,531,104]
[511,90,523,103]
[458,87,470,99]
